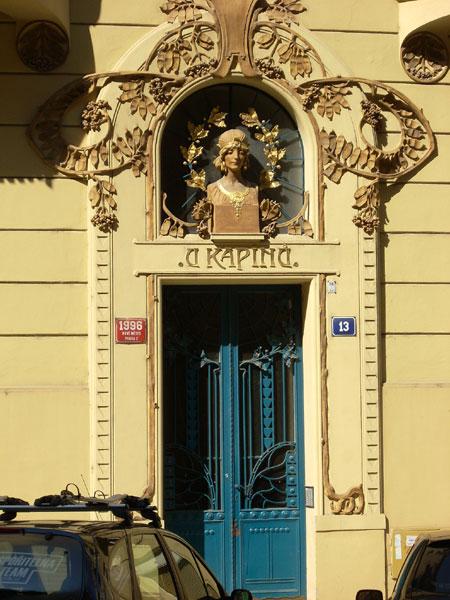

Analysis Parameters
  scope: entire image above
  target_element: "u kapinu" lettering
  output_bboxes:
[184,246,297,270]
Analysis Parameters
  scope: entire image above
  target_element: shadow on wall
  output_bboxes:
[0,0,102,185]
[69,0,102,70]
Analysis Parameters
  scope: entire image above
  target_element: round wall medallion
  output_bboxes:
[17,20,69,72]
[401,31,449,83]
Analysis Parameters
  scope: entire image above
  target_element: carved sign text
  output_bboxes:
[181,246,298,271]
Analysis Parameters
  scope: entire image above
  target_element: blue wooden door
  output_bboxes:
[163,286,305,598]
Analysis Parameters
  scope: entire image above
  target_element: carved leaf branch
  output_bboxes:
[299,78,434,233]
[27,70,187,231]
[261,0,307,25]
[352,181,379,234]
[253,24,322,81]
[161,0,203,23]
[145,22,219,78]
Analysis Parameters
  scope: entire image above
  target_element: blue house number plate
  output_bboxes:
[331,316,357,337]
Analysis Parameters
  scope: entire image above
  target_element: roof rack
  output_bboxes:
[0,485,161,527]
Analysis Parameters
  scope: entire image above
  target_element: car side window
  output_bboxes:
[411,540,450,594]
[194,558,222,600]
[164,537,209,600]
[95,533,133,600]
[130,531,177,600]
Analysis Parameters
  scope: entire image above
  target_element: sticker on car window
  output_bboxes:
[0,551,64,586]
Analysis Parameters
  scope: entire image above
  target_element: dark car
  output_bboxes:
[0,490,252,600]
[357,531,450,600]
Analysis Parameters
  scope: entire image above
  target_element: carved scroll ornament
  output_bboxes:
[319,275,364,515]
[27,0,434,237]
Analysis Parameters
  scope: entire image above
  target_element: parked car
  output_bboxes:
[0,489,252,600]
[356,530,450,600]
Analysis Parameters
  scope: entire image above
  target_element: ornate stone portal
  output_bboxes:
[27,0,435,515]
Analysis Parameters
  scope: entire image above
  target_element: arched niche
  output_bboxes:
[159,83,307,239]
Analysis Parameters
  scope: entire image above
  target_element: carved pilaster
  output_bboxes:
[93,232,113,496]
[320,275,365,515]
[360,231,382,512]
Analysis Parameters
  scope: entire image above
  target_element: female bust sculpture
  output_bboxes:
[207,129,260,234]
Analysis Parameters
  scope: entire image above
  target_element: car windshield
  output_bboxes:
[0,531,84,599]
[411,540,450,599]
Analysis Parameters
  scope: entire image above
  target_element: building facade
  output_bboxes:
[1,0,450,598]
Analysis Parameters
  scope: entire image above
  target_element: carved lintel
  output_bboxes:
[212,0,259,77]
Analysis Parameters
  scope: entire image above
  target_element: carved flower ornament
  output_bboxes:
[26,0,433,238]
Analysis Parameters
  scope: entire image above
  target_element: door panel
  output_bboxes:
[163,286,305,597]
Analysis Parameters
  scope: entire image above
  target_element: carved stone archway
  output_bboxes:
[27,0,434,515]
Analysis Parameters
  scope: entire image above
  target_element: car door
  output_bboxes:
[127,528,179,600]
[94,529,134,600]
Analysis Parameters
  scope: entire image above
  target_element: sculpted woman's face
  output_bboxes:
[223,145,247,174]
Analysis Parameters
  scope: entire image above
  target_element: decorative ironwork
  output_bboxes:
[401,31,449,84]
[165,444,218,510]
[240,442,297,509]
[240,338,297,370]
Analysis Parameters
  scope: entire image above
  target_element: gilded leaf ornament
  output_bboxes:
[160,105,311,239]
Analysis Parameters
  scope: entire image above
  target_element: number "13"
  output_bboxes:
[338,321,350,333]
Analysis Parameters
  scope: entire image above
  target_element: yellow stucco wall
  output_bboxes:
[0,1,449,598]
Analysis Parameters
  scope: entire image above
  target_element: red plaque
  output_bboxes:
[115,318,147,344]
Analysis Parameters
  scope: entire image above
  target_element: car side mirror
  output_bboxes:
[356,590,383,600]
[230,589,253,600]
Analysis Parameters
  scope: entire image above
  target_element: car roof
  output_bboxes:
[0,520,156,535]
[415,529,450,542]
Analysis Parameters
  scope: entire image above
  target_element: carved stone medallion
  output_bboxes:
[401,31,449,83]
[16,20,69,72]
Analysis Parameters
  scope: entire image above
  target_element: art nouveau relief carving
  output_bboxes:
[26,0,436,514]
[27,0,434,237]
[17,20,69,72]
[401,31,449,83]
